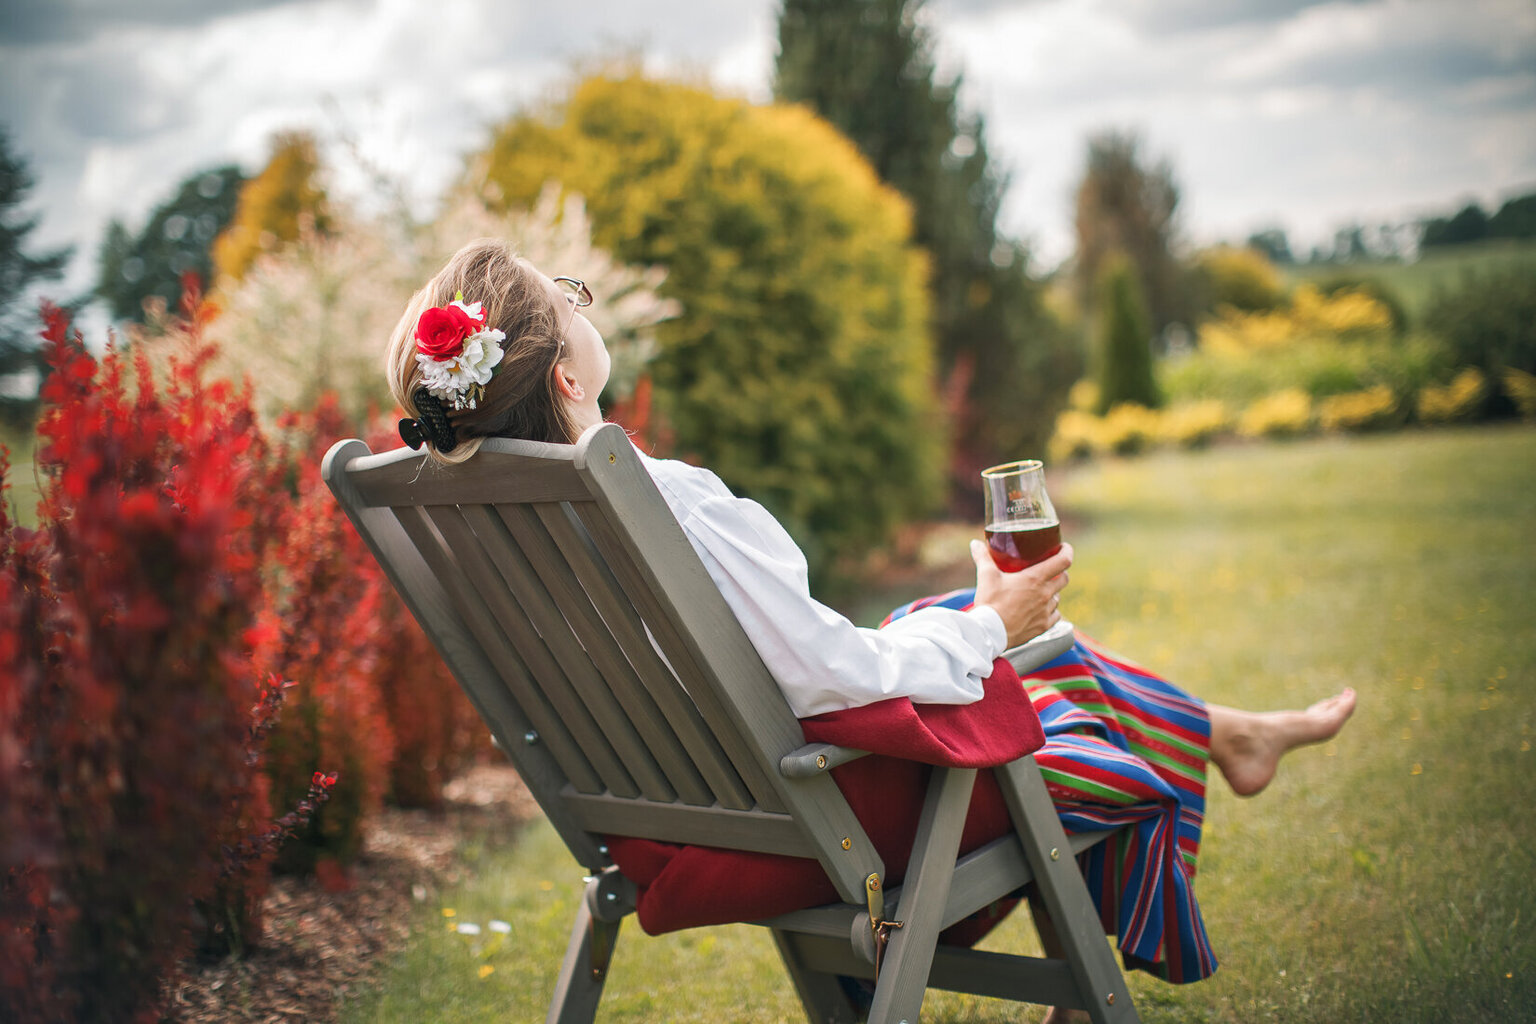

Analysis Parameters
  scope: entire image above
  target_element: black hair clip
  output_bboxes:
[398,417,428,450]
[400,389,459,452]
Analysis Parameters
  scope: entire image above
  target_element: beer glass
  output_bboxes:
[982,460,1061,572]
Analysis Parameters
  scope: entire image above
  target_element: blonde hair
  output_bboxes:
[387,239,577,463]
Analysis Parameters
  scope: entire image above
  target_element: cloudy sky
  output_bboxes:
[3,0,1533,307]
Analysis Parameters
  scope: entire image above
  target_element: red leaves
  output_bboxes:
[3,284,488,1011]
[1,296,285,1016]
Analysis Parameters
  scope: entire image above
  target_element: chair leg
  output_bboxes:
[867,767,977,1024]
[546,891,623,1024]
[997,757,1139,1024]
[772,929,865,1024]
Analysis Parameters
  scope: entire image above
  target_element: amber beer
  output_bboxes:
[985,519,1062,573]
[981,458,1060,573]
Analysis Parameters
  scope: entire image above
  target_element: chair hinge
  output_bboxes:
[865,873,903,982]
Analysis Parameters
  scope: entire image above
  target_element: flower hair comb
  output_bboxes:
[413,291,506,411]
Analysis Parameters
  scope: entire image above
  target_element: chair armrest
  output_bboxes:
[781,622,1074,780]
[1003,620,1075,676]
[780,743,871,778]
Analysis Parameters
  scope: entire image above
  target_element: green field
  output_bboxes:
[1286,238,1536,319]
[324,426,1536,1021]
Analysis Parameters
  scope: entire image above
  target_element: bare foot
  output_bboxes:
[1209,688,1356,797]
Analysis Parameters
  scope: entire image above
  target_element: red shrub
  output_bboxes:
[358,567,490,810]
[0,303,273,1020]
[256,400,395,875]
[1,280,505,1018]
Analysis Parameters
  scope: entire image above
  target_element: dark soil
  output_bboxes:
[166,765,537,1023]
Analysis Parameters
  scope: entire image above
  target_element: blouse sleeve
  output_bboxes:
[677,492,1006,719]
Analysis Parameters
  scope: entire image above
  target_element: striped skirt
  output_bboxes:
[884,589,1218,983]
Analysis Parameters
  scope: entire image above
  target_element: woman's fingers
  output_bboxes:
[1031,541,1073,579]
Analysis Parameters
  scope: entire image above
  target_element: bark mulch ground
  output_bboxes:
[167,764,538,1023]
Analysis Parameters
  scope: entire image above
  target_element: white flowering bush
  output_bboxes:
[436,182,678,402]
[185,184,675,423]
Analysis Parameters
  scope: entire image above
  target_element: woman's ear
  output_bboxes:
[552,361,586,402]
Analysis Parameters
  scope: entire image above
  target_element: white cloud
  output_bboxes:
[2,0,1533,310]
[938,0,1535,263]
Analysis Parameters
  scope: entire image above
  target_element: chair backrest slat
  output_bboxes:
[570,501,790,814]
[321,440,605,868]
[532,502,756,811]
[414,503,654,798]
[396,503,623,792]
[476,501,706,805]
[350,455,590,507]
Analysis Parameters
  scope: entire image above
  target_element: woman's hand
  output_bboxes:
[970,539,1073,648]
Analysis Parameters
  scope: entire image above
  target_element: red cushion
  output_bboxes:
[607,658,1044,938]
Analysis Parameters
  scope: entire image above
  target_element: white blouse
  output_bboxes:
[638,449,1007,719]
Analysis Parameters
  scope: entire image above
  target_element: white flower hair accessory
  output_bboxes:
[413,291,506,410]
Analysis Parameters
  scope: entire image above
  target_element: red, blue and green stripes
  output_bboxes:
[883,590,1217,983]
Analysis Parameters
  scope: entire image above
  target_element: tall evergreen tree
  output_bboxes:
[96,165,244,322]
[1092,251,1159,413]
[0,128,71,415]
[1074,131,1185,338]
[775,0,1078,489]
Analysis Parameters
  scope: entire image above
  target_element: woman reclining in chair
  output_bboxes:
[386,239,1355,1016]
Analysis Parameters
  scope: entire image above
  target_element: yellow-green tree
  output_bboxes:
[1192,245,1286,315]
[478,72,943,577]
[211,131,329,283]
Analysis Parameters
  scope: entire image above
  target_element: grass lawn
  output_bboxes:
[0,419,40,527]
[342,424,1535,1023]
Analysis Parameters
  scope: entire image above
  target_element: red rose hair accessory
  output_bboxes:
[413,291,506,411]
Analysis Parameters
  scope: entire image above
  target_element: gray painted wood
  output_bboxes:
[562,791,817,858]
[1004,619,1078,675]
[775,933,1084,1009]
[470,501,684,804]
[546,881,620,1024]
[351,450,590,508]
[501,500,715,806]
[866,766,976,1023]
[755,904,867,941]
[771,930,862,1024]
[535,501,753,811]
[570,500,789,813]
[926,946,1082,1007]
[759,824,1114,940]
[322,440,605,867]
[398,505,639,798]
[779,743,871,779]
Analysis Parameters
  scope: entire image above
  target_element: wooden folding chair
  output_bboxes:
[324,422,1140,1023]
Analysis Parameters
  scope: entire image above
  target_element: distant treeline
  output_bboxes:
[1420,192,1536,249]
[1242,189,1536,266]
